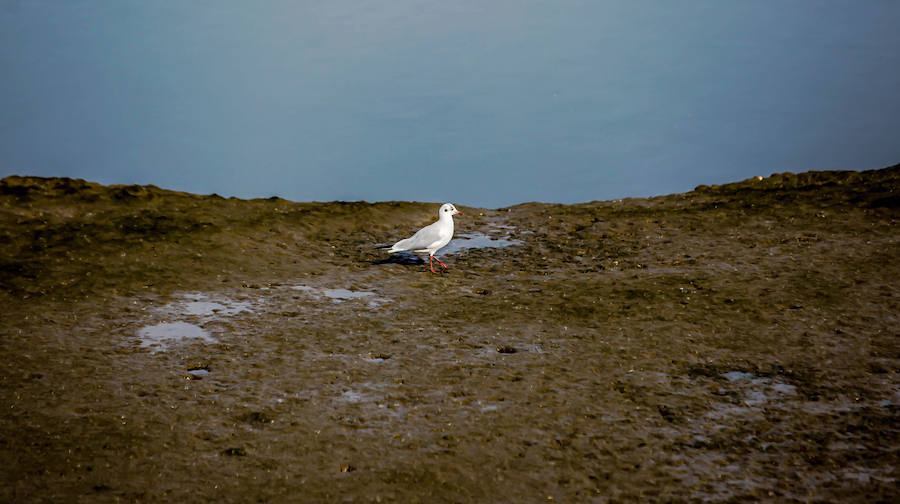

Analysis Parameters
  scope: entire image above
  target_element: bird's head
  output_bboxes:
[440,203,462,217]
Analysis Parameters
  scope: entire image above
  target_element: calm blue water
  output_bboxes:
[2,1,898,208]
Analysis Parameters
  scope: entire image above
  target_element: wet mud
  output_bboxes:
[1,166,898,502]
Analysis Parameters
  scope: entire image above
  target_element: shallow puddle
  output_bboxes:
[721,371,755,382]
[338,390,367,403]
[184,300,252,316]
[187,366,211,378]
[442,232,524,255]
[713,371,803,408]
[322,288,375,301]
[162,293,254,318]
[137,321,216,351]
[289,285,387,306]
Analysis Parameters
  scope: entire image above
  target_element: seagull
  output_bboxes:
[380,203,462,273]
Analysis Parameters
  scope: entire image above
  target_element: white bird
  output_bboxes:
[380,203,462,273]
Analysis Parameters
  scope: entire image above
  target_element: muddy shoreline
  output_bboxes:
[1,166,898,502]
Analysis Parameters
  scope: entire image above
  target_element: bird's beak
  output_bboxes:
[456,211,462,215]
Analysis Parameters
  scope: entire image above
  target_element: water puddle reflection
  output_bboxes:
[289,285,387,306]
[138,322,216,352]
[132,284,388,352]
[339,390,366,403]
[162,293,254,318]
[186,300,252,316]
[721,371,755,382]
[322,288,376,301]
[712,370,802,409]
[187,366,211,378]
[442,232,524,255]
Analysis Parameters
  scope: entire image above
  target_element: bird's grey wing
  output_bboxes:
[391,222,443,252]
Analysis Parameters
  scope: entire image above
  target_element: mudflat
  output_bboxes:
[1,166,898,503]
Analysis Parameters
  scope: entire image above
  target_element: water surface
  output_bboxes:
[2,1,898,207]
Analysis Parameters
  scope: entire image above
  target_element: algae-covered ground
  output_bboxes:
[1,166,898,503]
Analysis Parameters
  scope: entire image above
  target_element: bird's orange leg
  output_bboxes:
[429,255,439,274]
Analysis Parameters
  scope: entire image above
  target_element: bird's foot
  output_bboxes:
[427,256,447,274]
